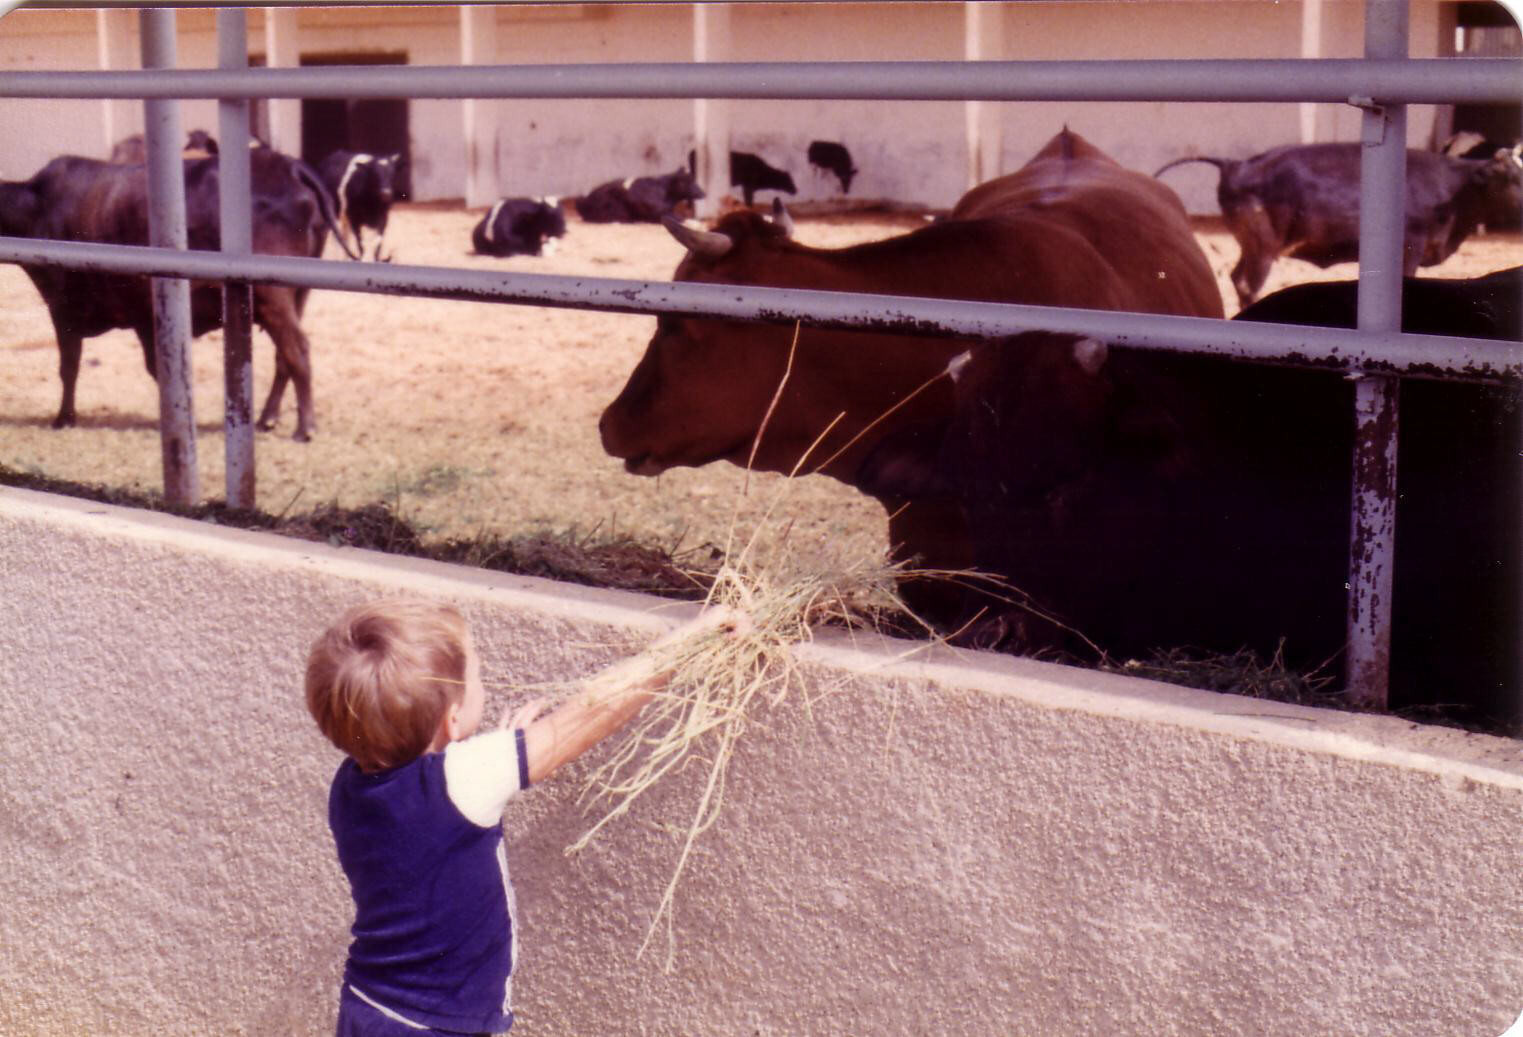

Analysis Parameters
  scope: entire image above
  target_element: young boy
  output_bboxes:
[305,596,737,1036]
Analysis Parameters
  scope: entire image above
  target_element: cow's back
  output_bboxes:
[951,132,1222,320]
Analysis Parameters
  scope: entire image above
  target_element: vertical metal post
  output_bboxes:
[141,8,199,508]
[693,3,732,219]
[218,9,255,509]
[1346,0,1409,709]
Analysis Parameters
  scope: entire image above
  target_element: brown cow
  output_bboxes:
[599,129,1223,618]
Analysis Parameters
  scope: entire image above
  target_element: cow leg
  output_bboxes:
[255,287,315,441]
[257,359,289,434]
[1225,204,1279,308]
[52,330,84,429]
[134,324,158,379]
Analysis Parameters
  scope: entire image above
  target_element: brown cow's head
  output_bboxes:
[598,204,962,486]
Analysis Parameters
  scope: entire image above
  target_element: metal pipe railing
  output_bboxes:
[140,9,198,509]
[1346,1,1411,708]
[216,8,255,510]
[0,58,1518,105]
[0,236,1513,383]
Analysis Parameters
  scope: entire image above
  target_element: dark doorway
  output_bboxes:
[299,52,412,199]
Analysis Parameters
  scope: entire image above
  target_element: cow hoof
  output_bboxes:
[51,415,75,430]
[293,429,312,443]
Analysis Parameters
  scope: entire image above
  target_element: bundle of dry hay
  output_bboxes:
[565,519,926,965]
[558,322,952,965]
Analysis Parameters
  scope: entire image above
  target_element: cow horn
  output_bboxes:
[770,197,795,236]
[662,215,733,257]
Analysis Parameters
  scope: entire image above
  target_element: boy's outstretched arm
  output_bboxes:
[519,607,742,786]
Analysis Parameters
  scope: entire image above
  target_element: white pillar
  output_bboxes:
[1298,0,1345,144]
[263,7,300,155]
[964,2,1005,189]
[460,5,499,208]
[97,9,138,156]
[693,3,732,219]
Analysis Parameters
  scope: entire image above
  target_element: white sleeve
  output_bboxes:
[443,728,529,828]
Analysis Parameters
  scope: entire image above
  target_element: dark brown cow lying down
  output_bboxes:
[1156,142,1523,307]
[0,147,346,440]
[600,129,1223,616]
[859,267,1521,726]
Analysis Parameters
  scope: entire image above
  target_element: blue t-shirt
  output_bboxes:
[330,728,530,1033]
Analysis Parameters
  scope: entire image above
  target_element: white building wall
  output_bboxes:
[0,2,1486,209]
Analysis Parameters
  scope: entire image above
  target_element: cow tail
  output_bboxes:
[294,159,360,260]
[1153,156,1233,181]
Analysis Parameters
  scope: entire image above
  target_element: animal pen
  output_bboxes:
[5,5,1523,1035]
[0,2,1517,712]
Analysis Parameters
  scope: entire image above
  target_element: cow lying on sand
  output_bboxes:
[318,150,403,261]
[599,128,1223,618]
[0,147,349,440]
[471,196,566,257]
[574,169,704,223]
[1156,142,1523,307]
[857,266,1521,725]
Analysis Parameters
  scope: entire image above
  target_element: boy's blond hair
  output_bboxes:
[306,597,469,772]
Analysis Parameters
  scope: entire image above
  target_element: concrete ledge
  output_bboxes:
[3,485,1521,1037]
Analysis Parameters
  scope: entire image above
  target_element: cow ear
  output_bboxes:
[1072,337,1108,376]
[855,420,952,501]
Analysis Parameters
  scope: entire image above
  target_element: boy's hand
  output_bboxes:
[655,604,752,649]
[502,697,550,731]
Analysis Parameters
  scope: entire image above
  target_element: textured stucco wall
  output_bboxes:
[3,484,1523,1037]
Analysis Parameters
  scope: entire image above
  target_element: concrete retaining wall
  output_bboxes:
[3,484,1522,1037]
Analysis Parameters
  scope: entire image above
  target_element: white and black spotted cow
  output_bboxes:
[318,150,403,261]
[471,196,567,258]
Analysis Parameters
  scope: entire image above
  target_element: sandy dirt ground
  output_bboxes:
[1,202,1519,574]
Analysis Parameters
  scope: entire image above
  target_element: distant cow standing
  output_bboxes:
[1156,142,1523,306]
[0,147,349,440]
[575,169,704,223]
[728,152,796,206]
[689,149,799,206]
[471,196,567,257]
[318,150,403,261]
[807,140,858,194]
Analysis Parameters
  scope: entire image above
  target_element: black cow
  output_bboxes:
[317,150,403,262]
[0,147,350,441]
[858,267,1521,726]
[688,149,798,206]
[729,152,796,207]
[109,129,220,165]
[1156,142,1523,306]
[574,169,704,224]
[470,196,567,257]
[807,140,858,195]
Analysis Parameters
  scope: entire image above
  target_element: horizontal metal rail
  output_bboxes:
[1,58,1519,104]
[2,236,1514,383]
